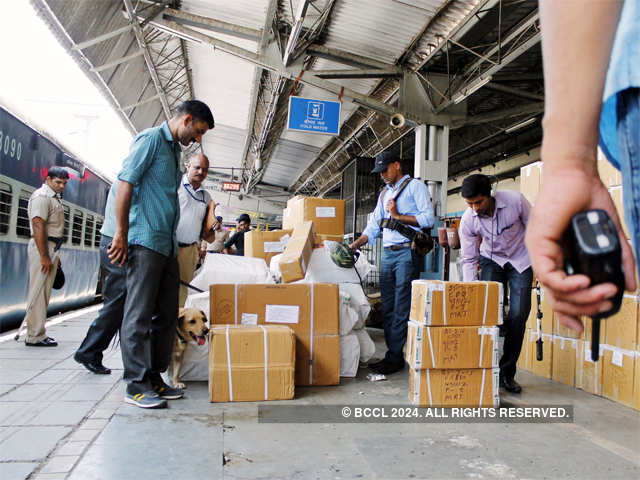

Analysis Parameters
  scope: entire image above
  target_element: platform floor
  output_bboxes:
[0,305,639,480]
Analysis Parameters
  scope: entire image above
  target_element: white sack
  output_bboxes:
[339,290,360,335]
[191,254,272,291]
[354,327,375,363]
[338,283,371,330]
[184,291,211,320]
[340,332,360,377]
[165,341,209,384]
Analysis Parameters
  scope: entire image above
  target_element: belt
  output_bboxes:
[178,242,198,248]
[385,242,411,251]
[47,236,63,243]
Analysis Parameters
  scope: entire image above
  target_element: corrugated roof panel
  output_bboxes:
[180,0,269,30]
[201,124,248,172]
[261,139,321,187]
[322,0,440,64]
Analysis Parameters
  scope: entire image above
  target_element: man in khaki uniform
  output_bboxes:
[176,153,217,307]
[24,167,69,347]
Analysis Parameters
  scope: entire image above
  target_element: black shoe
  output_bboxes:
[368,358,386,370]
[25,336,57,347]
[149,372,184,400]
[500,377,522,394]
[74,353,111,375]
[370,360,404,375]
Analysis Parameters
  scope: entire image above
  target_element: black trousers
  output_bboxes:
[75,236,125,364]
[120,245,179,385]
[479,256,533,380]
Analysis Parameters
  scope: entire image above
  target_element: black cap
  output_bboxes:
[236,213,251,223]
[371,151,399,173]
[216,216,223,222]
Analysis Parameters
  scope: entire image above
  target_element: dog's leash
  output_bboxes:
[180,279,204,293]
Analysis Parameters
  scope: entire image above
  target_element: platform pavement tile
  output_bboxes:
[0,402,30,425]
[39,455,80,474]
[25,401,95,426]
[0,461,39,480]
[0,358,61,370]
[0,384,18,395]
[57,382,114,401]
[0,383,57,402]
[0,426,71,461]
[55,441,89,456]
[0,369,42,384]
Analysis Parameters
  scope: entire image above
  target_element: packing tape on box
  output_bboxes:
[309,283,315,384]
[478,327,499,368]
[479,369,486,407]
[259,325,268,400]
[601,344,636,367]
[482,282,488,325]
[225,325,233,401]
[492,368,500,407]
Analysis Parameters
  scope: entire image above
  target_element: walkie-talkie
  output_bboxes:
[564,210,625,361]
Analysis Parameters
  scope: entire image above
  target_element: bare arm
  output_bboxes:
[525,0,635,331]
[349,234,369,250]
[32,217,53,274]
[108,180,133,266]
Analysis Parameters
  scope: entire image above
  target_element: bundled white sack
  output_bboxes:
[184,291,211,319]
[191,254,273,291]
[301,246,374,284]
[354,327,375,363]
[269,253,284,283]
[338,283,371,330]
[339,289,360,335]
[340,332,360,377]
[165,341,209,383]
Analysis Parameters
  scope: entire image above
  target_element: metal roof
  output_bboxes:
[30,0,543,210]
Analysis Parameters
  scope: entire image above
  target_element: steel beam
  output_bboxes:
[306,44,398,70]
[90,49,144,72]
[283,0,311,66]
[161,7,261,41]
[484,82,544,102]
[123,0,171,119]
[72,25,133,50]
[450,102,543,129]
[312,68,402,79]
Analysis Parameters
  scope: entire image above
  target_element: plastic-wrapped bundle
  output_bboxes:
[340,332,360,377]
[354,327,375,363]
[191,253,273,291]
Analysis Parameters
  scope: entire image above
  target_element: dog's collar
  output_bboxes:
[176,329,189,344]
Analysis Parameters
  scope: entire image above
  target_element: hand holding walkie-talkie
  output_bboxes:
[563,210,625,361]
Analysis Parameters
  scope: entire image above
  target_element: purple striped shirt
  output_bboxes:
[459,190,531,281]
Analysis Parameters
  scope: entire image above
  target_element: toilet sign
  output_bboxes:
[287,96,340,135]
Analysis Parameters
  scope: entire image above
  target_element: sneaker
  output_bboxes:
[149,373,184,400]
[124,388,167,409]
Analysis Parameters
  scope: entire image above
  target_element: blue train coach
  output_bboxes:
[0,104,111,332]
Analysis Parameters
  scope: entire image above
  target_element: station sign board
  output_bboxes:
[222,181,242,192]
[287,96,340,135]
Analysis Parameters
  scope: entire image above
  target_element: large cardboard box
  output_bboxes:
[583,316,606,346]
[410,280,503,326]
[604,295,638,351]
[517,329,532,372]
[283,196,346,236]
[406,321,498,369]
[608,186,630,239]
[244,229,293,266]
[551,337,578,387]
[633,353,640,411]
[576,340,604,395]
[553,318,582,340]
[526,288,553,333]
[209,325,295,402]
[210,283,340,385]
[409,368,499,407]
[520,161,542,205]
[602,345,635,407]
[598,149,622,187]
[313,233,344,248]
[528,331,553,379]
[280,222,314,283]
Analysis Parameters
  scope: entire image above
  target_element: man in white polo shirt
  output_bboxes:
[177,153,217,306]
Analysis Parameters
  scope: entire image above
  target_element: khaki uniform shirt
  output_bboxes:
[28,183,64,238]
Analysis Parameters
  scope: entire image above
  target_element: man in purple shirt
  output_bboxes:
[459,174,533,394]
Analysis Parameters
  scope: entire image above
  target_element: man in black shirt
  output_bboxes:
[223,213,251,255]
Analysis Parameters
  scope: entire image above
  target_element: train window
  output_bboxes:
[72,210,83,245]
[0,181,11,235]
[84,214,94,247]
[16,190,32,238]
[94,217,103,248]
[63,205,70,243]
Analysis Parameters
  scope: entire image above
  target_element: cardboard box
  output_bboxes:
[602,345,636,407]
[526,288,553,333]
[283,196,346,236]
[313,233,344,248]
[576,340,604,395]
[410,280,503,326]
[598,149,622,187]
[604,295,638,351]
[553,317,582,339]
[209,325,295,402]
[409,368,499,407]
[528,332,553,379]
[633,353,640,411]
[280,222,314,283]
[520,161,542,205]
[210,283,340,385]
[551,337,579,387]
[244,229,293,266]
[406,321,499,369]
[608,186,630,239]
[583,316,606,346]
[517,329,532,372]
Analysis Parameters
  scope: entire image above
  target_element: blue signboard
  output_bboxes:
[287,96,341,135]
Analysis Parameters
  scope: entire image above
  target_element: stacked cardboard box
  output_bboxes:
[244,229,292,266]
[210,283,340,386]
[283,196,346,236]
[280,222,314,283]
[209,325,295,402]
[407,280,502,407]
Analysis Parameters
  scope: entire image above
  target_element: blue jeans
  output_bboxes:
[617,88,640,264]
[120,245,179,385]
[479,256,533,380]
[380,247,422,365]
[75,236,125,363]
